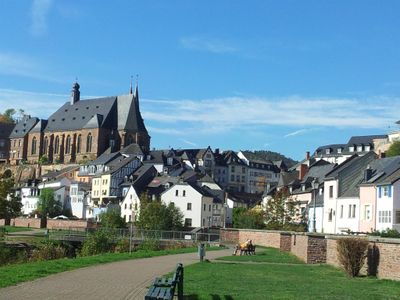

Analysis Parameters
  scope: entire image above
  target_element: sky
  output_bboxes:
[0,0,400,160]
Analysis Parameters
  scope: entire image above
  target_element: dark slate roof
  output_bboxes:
[278,171,299,187]
[223,150,246,165]
[104,155,140,175]
[338,152,377,198]
[45,97,117,132]
[120,143,144,156]
[117,94,147,133]
[227,191,262,207]
[30,119,48,133]
[303,163,335,184]
[9,116,39,138]
[360,156,400,185]
[214,153,227,167]
[347,135,387,146]
[90,151,121,166]
[41,165,79,180]
[0,122,14,139]
[325,154,359,179]
[375,168,400,185]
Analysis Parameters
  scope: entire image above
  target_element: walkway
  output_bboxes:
[0,247,233,300]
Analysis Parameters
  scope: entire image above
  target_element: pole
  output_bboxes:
[313,187,317,233]
[129,221,133,254]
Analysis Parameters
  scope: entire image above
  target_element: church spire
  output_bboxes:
[134,74,139,101]
[129,75,133,94]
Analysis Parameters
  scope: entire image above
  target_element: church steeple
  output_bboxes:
[133,74,139,101]
[71,80,80,105]
[129,75,133,95]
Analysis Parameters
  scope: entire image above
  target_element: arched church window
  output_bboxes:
[54,136,60,154]
[31,137,37,155]
[65,135,71,154]
[86,133,92,153]
[77,134,81,153]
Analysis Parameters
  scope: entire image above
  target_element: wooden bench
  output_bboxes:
[145,263,184,300]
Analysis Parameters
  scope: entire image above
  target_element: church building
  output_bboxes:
[9,81,150,165]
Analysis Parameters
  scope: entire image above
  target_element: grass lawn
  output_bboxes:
[216,247,303,264]
[1,226,33,233]
[0,246,223,288]
[183,263,400,300]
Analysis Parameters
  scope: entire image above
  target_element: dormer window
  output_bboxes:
[349,146,355,152]
[326,149,331,154]
[357,145,363,152]
[365,145,370,151]
[337,148,342,154]
[301,184,305,191]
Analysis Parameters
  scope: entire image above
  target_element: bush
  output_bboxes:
[30,240,66,262]
[369,228,400,238]
[0,243,28,266]
[337,237,369,277]
[80,230,114,256]
[136,239,161,251]
[114,238,130,253]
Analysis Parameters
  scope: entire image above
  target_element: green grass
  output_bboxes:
[1,226,33,233]
[216,247,303,264]
[183,263,400,299]
[0,246,222,288]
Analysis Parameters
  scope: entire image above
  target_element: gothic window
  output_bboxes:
[65,135,71,154]
[43,136,48,155]
[54,136,60,154]
[86,133,92,153]
[126,134,134,145]
[31,137,37,155]
[77,134,81,153]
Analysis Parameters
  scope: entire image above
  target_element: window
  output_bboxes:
[77,134,81,153]
[129,204,132,209]
[329,186,333,198]
[124,203,127,209]
[129,215,132,222]
[175,190,179,196]
[340,205,343,218]
[337,148,342,154]
[134,203,138,210]
[328,209,333,222]
[54,136,60,154]
[203,204,206,211]
[209,204,211,212]
[352,204,356,218]
[43,136,48,154]
[183,190,186,197]
[236,175,240,182]
[86,133,92,153]
[242,167,246,174]
[395,210,400,224]
[184,218,192,227]
[231,166,235,172]
[31,137,37,155]
[378,211,392,223]
[349,146,354,152]
[364,205,371,221]
[357,145,363,152]
[230,175,234,181]
[241,176,245,182]
[65,135,71,154]
[326,148,331,154]
[365,145,370,151]
[187,203,192,211]
[383,186,389,197]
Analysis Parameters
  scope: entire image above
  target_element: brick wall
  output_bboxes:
[11,218,42,228]
[375,240,400,280]
[307,235,327,264]
[47,219,97,229]
[280,233,291,252]
[220,229,240,243]
[220,228,281,248]
[290,234,308,263]
[326,238,340,267]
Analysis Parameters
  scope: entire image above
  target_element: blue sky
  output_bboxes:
[1,1,400,160]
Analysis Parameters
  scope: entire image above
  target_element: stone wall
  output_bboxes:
[47,219,97,229]
[220,228,239,243]
[10,218,42,228]
[280,233,291,252]
[326,238,340,267]
[290,234,308,263]
[220,228,281,248]
[307,235,327,264]
[374,240,400,280]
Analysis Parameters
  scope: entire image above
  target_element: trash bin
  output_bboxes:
[198,243,206,262]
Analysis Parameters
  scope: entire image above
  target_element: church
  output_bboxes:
[8,81,150,165]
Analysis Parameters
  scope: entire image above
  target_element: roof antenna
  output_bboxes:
[129,75,133,94]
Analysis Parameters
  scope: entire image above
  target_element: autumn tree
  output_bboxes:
[232,207,265,229]
[0,174,22,224]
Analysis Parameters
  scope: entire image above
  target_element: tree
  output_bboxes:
[0,109,16,124]
[0,175,22,223]
[37,188,62,219]
[386,141,400,157]
[232,207,265,229]
[264,188,304,231]
[137,200,183,231]
[99,208,126,229]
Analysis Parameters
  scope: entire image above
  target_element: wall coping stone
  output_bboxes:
[368,236,400,244]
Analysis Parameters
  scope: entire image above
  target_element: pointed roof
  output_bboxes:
[83,114,104,129]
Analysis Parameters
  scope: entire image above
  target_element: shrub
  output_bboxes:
[137,238,161,251]
[0,243,28,266]
[114,238,130,253]
[80,230,114,256]
[337,237,369,277]
[30,240,66,262]
[369,228,400,238]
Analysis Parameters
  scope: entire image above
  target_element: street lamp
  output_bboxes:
[312,178,319,233]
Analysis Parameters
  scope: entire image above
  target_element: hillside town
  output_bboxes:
[1,82,400,235]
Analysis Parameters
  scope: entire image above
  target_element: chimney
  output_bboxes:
[306,151,310,160]
[379,151,386,159]
[215,148,220,155]
[364,165,373,182]
[71,81,80,105]
[298,164,308,181]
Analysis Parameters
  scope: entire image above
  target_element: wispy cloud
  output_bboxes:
[180,139,197,147]
[30,0,53,37]
[180,37,237,54]
[284,129,309,138]
[141,95,399,133]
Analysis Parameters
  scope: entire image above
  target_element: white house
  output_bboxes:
[161,182,214,228]
[120,185,141,223]
[70,182,91,219]
[19,180,40,216]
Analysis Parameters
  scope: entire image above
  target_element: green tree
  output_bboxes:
[0,109,16,124]
[0,176,22,222]
[264,188,303,230]
[37,188,62,219]
[137,200,183,230]
[99,208,126,228]
[386,141,400,157]
[232,207,265,229]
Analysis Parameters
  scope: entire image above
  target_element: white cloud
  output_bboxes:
[31,0,53,37]
[284,129,309,138]
[180,139,197,147]
[141,95,399,132]
[180,37,237,54]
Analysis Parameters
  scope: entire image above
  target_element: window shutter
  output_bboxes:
[378,186,382,198]
[388,186,392,197]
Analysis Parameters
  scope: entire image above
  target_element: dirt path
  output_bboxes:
[0,248,233,300]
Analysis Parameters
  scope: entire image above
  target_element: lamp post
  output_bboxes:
[312,179,319,233]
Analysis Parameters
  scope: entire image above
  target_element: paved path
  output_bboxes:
[0,248,233,300]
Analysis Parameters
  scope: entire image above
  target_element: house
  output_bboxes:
[17,179,41,216]
[0,122,14,163]
[161,182,215,228]
[358,156,400,232]
[70,182,91,219]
